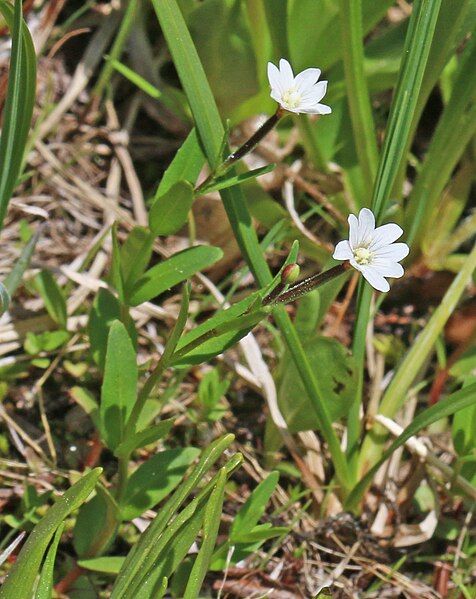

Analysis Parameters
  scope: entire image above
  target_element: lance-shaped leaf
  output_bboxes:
[100,320,138,451]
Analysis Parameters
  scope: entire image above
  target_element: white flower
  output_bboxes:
[333,208,409,292]
[267,58,331,115]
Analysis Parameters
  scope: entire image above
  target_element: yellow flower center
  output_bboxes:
[353,246,373,265]
[282,88,302,109]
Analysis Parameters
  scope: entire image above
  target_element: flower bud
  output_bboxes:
[281,263,300,285]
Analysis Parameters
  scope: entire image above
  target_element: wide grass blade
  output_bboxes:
[0,0,37,233]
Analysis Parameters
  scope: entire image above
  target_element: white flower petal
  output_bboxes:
[360,265,390,292]
[294,67,321,89]
[279,58,294,87]
[270,89,282,103]
[314,103,332,114]
[357,208,375,245]
[374,242,409,262]
[348,214,359,249]
[333,240,353,260]
[301,81,327,103]
[370,223,403,249]
[295,105,323,114]
[267,62,284,95]
[373,260,404,278]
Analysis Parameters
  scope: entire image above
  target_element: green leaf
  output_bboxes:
[35,523,64,599]
[406,34,476,247]
[172,293,265,366]
[70,386,99,428]
[0,0,37,233]
[337,0,378,200]
[231,471,278,540]
[88,287,137,372]
[183,468,226,599]
[186,0,260,118]
[120,227,154,299]
[73,488,118,558]
[346,383,476,511]
[110,224,125,301]
[199,164,276,194]
[0,468,102,598]
[129,245,223,306]
[78,556,125,575]
[279,336,357,431]
[287,0,394,72]
[155,128,205,197]
[149,180,194,236]
[100,320,138,451]
[34,270,67,328]
[137,500,208,599]
[115,419,175,459]
[120,447,200,520]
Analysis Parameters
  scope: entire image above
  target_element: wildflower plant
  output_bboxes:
[1,0,475,597]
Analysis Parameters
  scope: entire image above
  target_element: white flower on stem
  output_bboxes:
[333,208,409,292]
[267,58,331,115]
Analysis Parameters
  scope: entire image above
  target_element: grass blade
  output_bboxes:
[183,468,227,598]
[111,434,235,597]
[0,0,36,233]
[359,243,476,474]
[337,0,378,199]
[349,0,444,475]
[346,382,476,511]
[35,523,65,599]
[0,468,102,598]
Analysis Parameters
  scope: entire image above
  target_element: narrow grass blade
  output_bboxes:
[346,382,476,511]
[349,0,444,474]
[405,35,476,248]
[0,468,102,598]
[183,468,227,598]
[338,0,378,199]
[106,57,161,99]
[93,0,139,98]
[359,243,476,474]
[3,227,40,297]
[0,0,37,232]
[111,435,235,597]
[35,523,65,599]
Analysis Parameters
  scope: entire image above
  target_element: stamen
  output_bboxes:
[353,246,373,265]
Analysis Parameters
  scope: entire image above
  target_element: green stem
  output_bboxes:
[93,0,139,98]
[153,0,353,496]
[115,456,129,503]
[338,0,378,199]
[196,108,284,194]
